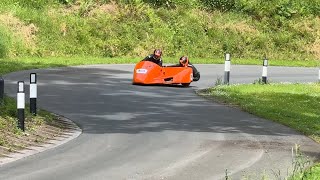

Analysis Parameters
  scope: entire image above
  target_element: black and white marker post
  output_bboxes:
[30,73,37,115]
[262,57,268,84]
[224,53,231,85]
[17,81,25,131]
[0,76,4,104]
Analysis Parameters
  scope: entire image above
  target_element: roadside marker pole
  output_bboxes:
[224,53,231,85]
[262,57,268,84]
[30,73,37,115]
[17,81,25,131]
[0,76,4,104]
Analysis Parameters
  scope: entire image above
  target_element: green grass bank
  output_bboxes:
[0,0,319,65]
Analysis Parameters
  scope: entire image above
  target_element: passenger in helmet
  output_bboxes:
[167,56,200,81]
[142,49,163,66]
[179,56,189,67]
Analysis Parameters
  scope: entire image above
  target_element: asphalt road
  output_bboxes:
[1,64,319,180]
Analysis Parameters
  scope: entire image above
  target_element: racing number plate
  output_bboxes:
[136,69,148,74]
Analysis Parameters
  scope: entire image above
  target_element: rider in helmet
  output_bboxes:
[142,49,163,66]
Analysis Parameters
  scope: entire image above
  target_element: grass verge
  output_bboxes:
[200,82,320,179]
[0,96,69,157]
[290,163,320,180]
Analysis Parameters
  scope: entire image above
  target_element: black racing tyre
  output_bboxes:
[193,72,200,81]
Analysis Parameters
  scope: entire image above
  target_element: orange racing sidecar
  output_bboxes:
[132,61,193,87]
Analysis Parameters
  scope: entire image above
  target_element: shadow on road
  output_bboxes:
[3,65,320,174]
[6,66,311,140]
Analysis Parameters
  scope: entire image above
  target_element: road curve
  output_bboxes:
[1,64,319,180]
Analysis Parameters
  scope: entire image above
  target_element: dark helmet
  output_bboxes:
[153,49,162,60]
[179,56,189,66]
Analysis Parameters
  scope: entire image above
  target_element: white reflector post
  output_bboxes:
[17,81,25,131]
[30,73,37,115]
[30,73,36,84]
[224,53,231,85]
[262,57,268,84]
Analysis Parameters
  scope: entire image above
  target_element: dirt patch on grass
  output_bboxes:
[294,17,320,59]
[195,10,259,35]
[59,0,118,17]
[90,1,118,15]
[310,41,320,59]
[221,21,259,35]
[0,13,38,48]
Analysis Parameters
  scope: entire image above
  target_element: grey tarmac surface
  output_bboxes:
[0,64,319,180]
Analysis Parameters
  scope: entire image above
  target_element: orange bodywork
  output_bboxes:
[133,61,193,86]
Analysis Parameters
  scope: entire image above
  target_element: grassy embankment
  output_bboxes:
[0,0,319,178]
[0,0,320,64]
[0,97,64,156]
[203,82,320,179]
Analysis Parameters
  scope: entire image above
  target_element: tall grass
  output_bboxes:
[0,24,28,58]
[0,26,10,58]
